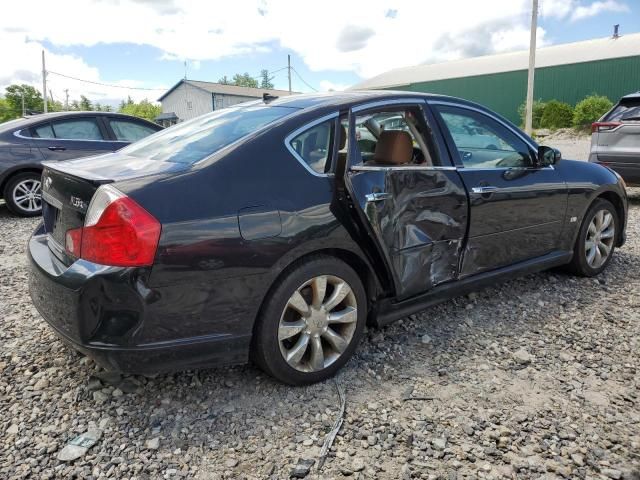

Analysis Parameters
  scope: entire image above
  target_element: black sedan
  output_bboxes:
[0,111,161,216]
[28,92,627,385]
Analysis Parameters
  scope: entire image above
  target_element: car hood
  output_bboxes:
[43,151,191,182]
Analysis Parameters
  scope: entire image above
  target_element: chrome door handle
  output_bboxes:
[365,192,392,202]
[471,186,498,194]
[47,146,66,151]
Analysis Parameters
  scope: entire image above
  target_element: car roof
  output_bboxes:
[620,91,640,101]
[265,90,454,110]
[0,111,157,133]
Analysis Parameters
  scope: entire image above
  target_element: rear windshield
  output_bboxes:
[604,99,640,122]
[120,105,294,164]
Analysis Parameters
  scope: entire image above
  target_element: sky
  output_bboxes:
[0,0,638,108]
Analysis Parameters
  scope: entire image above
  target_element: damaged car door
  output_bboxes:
[344,100,468,300]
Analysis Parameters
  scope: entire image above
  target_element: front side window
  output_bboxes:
[109,119,157,142]
[289,119,335,174]
[121,105,293,164]
[436,105,532,168]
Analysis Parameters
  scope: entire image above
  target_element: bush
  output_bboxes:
[518,99,546,129]
[573,95,613,128]
[540,100,574,129]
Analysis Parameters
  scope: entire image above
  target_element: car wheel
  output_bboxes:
[567,199,618,276]
[253,255,366,385]
[3,172,42,217]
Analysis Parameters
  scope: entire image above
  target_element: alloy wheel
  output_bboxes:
[12,179,42,213]
[585,209,615,269]
[278,275,358,373]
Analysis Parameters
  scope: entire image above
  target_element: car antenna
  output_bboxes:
[263,92,278,103]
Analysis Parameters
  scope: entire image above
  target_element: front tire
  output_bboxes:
[252,255,367,385]
[3,172,42,217]
[567,199,618,276]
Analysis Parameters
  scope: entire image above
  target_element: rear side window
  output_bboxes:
[604,100,640,122]
[109,119,157,142]
[121,105,293,164]
[33,118,103,140]
[33,124,55,139]
[288,119,335,174]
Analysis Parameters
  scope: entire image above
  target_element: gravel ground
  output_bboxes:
[538,129,592,161]
[1,192,639,479]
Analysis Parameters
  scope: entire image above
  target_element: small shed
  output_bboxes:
[157,80,295,125]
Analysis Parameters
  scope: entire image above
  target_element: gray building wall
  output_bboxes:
[160,83,212,122]
[161,84,263,123]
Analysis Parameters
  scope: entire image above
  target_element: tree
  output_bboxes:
[573,95,613,129]
[79,95,93,111]
[0,97,16,123]
[94,102,102,112]
[69,100,80,111]
[540,100,574,129]
[259,69,274,89]
[218,75,231,85]
[231,72,258,88]
[118,98,161,122]
[5,84,44,115]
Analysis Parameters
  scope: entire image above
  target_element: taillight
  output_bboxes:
[64,185,161,267]
[592,122,621,133]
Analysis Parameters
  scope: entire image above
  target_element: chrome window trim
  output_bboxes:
[14,129,112,143]
[429,100,539,153]
[350,165,457,172]
[284,112,338,178]
[457,165,555,171]
[350,165,553,172]
[351,98,427,113]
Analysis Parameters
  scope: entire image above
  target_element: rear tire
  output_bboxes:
[3,172,42,217]
[252,255,367,385]
[566,198,618,276]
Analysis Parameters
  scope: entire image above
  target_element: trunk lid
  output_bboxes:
[41,152,190,265]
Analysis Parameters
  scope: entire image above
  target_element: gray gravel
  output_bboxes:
[538,129,591,161]
[1,190,639,479]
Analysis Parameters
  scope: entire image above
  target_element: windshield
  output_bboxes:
[121,105,294,164]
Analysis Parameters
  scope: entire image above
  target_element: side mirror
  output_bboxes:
[538,145,561,167]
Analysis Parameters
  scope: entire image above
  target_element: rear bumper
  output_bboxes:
[28,228,251,374]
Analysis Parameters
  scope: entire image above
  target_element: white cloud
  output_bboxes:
[539,0,629,21]
[0,0,627,102]
[319,80,351,92]
[570,0,629,21]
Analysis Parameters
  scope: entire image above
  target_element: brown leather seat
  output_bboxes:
[367,130,412,166]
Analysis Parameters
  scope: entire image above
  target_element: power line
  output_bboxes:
[291,67,318,92]
[47,71,166,91]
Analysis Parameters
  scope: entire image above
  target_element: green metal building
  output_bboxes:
[354,33,640,124]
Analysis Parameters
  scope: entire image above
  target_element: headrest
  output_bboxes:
[372,130,412,165]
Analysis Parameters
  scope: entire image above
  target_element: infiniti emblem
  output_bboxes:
[70,196,86,210]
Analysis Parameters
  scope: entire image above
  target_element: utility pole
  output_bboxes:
[20,90,25,116]
[42,50,48,113]
[287,54,292,94]
[64,89,69,111]
[524,0,538,135]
